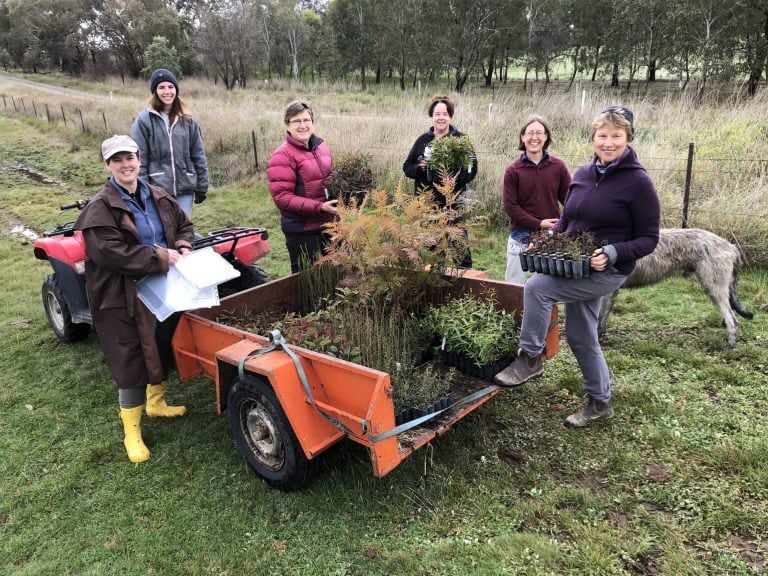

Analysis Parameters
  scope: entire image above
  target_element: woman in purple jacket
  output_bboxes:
[267,101,338,273]
[494,106,660,428]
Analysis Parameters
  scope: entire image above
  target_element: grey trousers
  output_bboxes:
[519,270,627,403]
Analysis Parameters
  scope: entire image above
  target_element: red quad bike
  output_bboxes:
[33,200,271,342]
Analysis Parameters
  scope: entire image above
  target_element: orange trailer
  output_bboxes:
[172,272,559,490]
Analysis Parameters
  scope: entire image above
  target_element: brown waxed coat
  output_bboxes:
[75,180,194,389]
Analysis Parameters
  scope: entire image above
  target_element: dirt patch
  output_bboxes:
[496,445,523,468]
[622,549,661,575]
[645,463,670,483]
[606,510,633,528]
[726,533,766,573]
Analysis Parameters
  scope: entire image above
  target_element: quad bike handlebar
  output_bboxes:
[59,199,90,212]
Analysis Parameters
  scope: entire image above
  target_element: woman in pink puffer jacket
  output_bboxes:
[267,100,338,273]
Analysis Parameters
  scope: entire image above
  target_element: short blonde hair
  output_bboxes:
[591,108,634,142]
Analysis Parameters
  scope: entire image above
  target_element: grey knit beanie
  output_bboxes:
[149,68,179,94]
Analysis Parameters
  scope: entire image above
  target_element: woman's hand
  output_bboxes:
[590,247,608,271]
[540,218,559,230]
[166,249,184,266]
[321,199,339,215]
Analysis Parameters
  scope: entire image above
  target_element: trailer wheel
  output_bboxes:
[42,274,89,342]
[227,375,310,491]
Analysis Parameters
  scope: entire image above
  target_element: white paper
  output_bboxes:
[173,246,240,290]
[138,247,242,320]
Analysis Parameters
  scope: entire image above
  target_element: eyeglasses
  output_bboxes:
[524,130,546,137]
[289,118,313,125]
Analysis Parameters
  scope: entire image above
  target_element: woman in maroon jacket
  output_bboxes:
[503,115,571,284]
[267,101,338,273]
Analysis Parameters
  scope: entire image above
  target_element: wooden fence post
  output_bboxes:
[45,103,51,123]
[78,108,86,132]
[102,112,108,134]
[61,105,67,126]
[20,97,26,114]
[251,130,259,171]
[32,101,37,117]
[681,143,694,228]
[11,96,17,111]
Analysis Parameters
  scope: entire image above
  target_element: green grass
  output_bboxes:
[2,112,768,575]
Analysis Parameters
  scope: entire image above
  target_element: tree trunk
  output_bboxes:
[591,45,601,82]
[484,47,495,86]
[566,46,580,91]
[611,59,619,87]
[747,9,768,96]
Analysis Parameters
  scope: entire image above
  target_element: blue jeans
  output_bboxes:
[519,270,627,402]
[176,194,193,218]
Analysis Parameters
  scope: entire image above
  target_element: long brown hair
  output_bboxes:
[148,93,188,123]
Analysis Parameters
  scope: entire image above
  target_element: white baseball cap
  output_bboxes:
[102,135,139,161]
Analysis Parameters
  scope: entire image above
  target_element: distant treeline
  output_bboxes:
[1,0,766,97]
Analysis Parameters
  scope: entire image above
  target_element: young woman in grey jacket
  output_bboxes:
[131,68,209,218]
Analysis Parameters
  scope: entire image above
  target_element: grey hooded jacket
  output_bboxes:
[131,108,209,198]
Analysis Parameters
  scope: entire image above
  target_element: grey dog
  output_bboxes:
[598,228,753,349]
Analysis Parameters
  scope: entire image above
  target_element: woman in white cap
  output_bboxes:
[76,135,195,463]
[131,68,209,218]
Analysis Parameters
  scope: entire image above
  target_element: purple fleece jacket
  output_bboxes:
[557,147,660,276]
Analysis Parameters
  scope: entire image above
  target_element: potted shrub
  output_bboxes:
[520,231,598,279]
[327,152,374,205]
[425,134,476,179]
[424,293,518,381]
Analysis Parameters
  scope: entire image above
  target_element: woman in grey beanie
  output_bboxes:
[131,68,209,218]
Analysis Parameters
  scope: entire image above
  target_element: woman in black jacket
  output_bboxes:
[403,94,477,267]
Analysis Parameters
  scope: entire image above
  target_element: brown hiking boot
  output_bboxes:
[493,350,544,387]
[564,397,614,428]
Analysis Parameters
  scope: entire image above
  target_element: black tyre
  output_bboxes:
[42,274,89,342]
[236,263,269,289]
[227,375,311,491]
[220,262,269,296]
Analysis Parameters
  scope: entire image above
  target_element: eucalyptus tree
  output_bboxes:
[409,0,502,93]
[0,0,95,74]
[325,0,372,88]
[736,0,768,96]
[193,0,259,88]
[522,0,552,89]
[276,1,321,79]
[369,0,418,90]
[681,0,740,101]
[524,0,572,86]
[559,0,609,89]
[93,0,181,78]
[480,0,525,86]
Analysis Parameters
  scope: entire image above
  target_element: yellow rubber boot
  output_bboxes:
[146,383,187,417]
[119,406,150,463]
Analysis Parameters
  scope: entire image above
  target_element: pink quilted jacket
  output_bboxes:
[267,133,334,234]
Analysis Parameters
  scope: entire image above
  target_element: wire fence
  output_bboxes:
[3,92,767,232]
